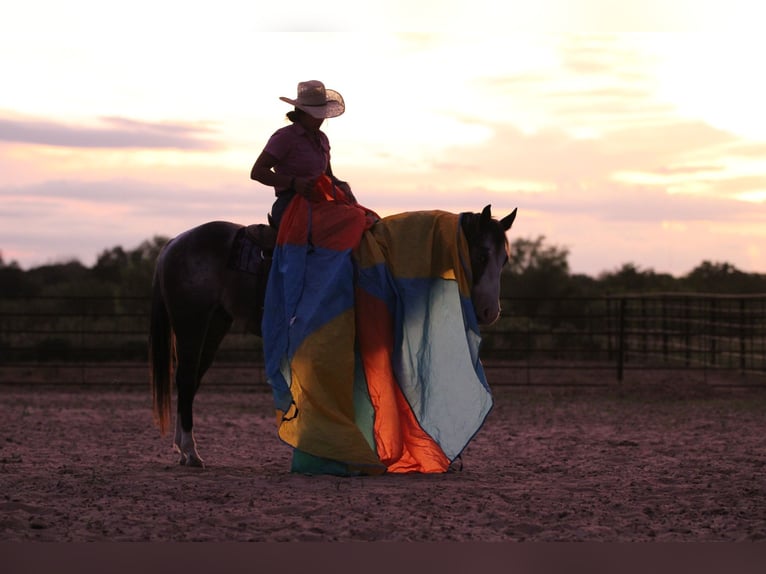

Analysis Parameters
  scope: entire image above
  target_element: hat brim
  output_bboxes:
[279,89,345,119]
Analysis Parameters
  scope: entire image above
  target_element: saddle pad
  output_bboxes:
[228,227,267,275]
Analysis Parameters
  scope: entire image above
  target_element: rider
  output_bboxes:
[250,80,356,230]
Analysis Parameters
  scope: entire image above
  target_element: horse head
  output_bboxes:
[461,205,517,325]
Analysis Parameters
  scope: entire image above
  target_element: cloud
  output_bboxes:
[727,141,766,159]
[0,178,271,268]
[0,114,222,150]
[421,115,740,193]
[2,169,764,276]
[708,175,766,199]
[514,183,764,223]
[1,178,268,218]
[557,34,647,75]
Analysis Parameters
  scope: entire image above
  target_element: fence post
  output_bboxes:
[740,298,747,372]
[640,297,647,361]
[662,296,668,361]
[79,297,86,385]
[709,298,717,367]
[761,297,766,375]
[617,297,626,383]
[606,298,613,361]
[684,298,691,367]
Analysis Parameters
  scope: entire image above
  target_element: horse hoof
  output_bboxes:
[179,452,205,468]
[187,456,205,468]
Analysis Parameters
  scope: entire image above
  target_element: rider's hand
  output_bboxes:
[293,177,316,200]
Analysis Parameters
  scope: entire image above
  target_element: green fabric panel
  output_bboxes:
[353,347,376,452]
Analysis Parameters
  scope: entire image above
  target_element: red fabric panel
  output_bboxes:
[276,175,378,251]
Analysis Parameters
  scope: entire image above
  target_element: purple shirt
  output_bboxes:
[263,123,330,195]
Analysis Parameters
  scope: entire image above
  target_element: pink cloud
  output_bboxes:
[0,114,222,150]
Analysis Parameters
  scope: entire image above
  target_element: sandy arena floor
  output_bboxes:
[1,381,765,542]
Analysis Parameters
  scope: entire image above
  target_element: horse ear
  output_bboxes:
[500,207,517,231]
[481,204,492,222]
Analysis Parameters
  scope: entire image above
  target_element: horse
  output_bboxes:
[149,205,517,467]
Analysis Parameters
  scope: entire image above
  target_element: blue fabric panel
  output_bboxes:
[390,277,492,460]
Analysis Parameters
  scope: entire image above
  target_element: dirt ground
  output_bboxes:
[1,379,766,542]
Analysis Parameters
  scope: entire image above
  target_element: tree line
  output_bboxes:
[503,236,766,299]
[1,234,765,300]
[0,237,168,299]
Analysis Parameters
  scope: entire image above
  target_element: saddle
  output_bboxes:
[245,223,277,252]
[228,224,277,275]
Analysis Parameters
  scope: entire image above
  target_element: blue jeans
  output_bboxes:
[270,191,296,229]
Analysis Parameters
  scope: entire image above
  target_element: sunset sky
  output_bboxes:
[2,1,765,276]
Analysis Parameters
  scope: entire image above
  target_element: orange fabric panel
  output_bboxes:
[355,288,450,473]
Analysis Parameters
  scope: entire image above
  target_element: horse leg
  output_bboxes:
[173,308,233,468]
[197,307,233,387]
[172,317,208,468]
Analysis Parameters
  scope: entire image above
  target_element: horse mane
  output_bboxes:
[459,208,509,251]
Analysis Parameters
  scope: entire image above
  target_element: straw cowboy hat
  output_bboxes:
[279,80,345,119]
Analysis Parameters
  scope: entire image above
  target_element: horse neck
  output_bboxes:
[459,212,481,246]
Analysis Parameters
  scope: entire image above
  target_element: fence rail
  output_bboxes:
[1,294,764,388]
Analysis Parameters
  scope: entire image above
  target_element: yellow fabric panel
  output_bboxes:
[356,211,471,297]
[277,308,383,470]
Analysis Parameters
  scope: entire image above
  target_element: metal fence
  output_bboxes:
[480,294,766,387]
[1,294,764,388]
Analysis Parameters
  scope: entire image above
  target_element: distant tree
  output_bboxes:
[93,236,169,297]
[0,252,18,269]
[0,252,38,297]
[132,236,168,264]
[123,236,169,296]
[500,236,584,324]
[597,263,678,294]
[503,235,572,299]
[93,246,128,284]
[27,260,90,293]
[569,273,599,294]
[681,260,766,294]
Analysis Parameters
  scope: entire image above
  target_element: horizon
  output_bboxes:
[2,2,765,277]
[4,225,764,282]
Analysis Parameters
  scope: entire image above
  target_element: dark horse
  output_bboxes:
[150,205,517,467]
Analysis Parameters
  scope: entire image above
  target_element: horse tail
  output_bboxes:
[149,260,174,435]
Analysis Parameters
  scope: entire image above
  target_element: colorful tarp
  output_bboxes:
[262,176,493,474]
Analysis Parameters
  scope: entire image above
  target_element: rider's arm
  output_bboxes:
[251,152,313,198]
[251,151,292,189]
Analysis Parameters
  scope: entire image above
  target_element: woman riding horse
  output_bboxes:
[250,80,357,230]
[150,79,518,473]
